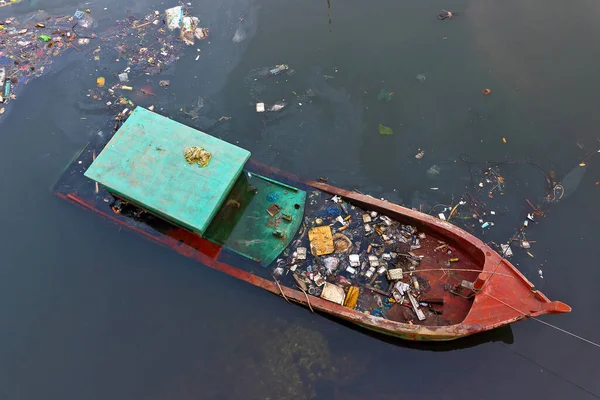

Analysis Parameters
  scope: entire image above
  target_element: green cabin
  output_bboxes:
[85,107,306,265]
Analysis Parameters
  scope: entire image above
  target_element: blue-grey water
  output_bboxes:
[1,0,599,399]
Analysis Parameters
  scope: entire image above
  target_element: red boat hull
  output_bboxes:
[55,153,570,341]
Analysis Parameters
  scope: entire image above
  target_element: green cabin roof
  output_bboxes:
[84,107,250,235]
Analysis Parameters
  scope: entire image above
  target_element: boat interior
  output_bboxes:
[269,188,483,326]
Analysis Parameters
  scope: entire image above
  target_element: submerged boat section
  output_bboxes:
[84,107,250,235]
[204,172,306,266]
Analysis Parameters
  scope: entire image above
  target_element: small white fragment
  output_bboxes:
[368,255,379,267]
[500,244,513,257]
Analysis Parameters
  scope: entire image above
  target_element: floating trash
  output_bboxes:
[427,165,441,176]
[377,89,393,102]
[378,124,393,135]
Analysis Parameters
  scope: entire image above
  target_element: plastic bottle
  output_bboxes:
[412,276,420,290]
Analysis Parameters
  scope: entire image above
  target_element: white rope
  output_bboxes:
[530,316,600,349]
[484,292,600,349]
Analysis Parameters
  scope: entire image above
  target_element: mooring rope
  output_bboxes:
[297,285,315,314]
[271,275,291,304]
[483,292,600,349]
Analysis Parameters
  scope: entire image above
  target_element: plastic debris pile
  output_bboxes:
[0,10,97,114]
[165,5,208,46]
[82,5,208,126]
[1,5,208,120]
[428,160,566,280]
[273,191,463,324]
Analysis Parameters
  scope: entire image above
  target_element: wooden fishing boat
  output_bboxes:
[54,107,571,341]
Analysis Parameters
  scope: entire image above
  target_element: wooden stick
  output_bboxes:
[135,21,153,29]
[92,150,99,193]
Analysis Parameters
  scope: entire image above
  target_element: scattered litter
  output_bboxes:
[183,146,212,167]
[500,244,513,257]
[332,233,352,253]
[96,77,105,87]
[308,226,335,256]
[320,282,345,305]
[437,9,454,20]
[377,89,393,102]
[118,73,129,82]
[165,6,183,30]
[482,88,491,95]
[269,64,289,76]
[267,204,281,216]
[415,150,425,159]
[268,101,287,112]
[3,5,200,120]
[343,286,360,309]
[378,124,393,135]
[256,102,265,112]
[387,268,403,280]
[297,247,307,260]
[416,73,426,82]
[0,0,24,7]
[427,165,441,176]
[323,257,340,274]
[349,254,360,267]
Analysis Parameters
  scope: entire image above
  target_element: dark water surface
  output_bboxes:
[1,0,600,399]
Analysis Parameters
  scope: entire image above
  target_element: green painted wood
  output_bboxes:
[204,172,306,266]
[84,107,250,234]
